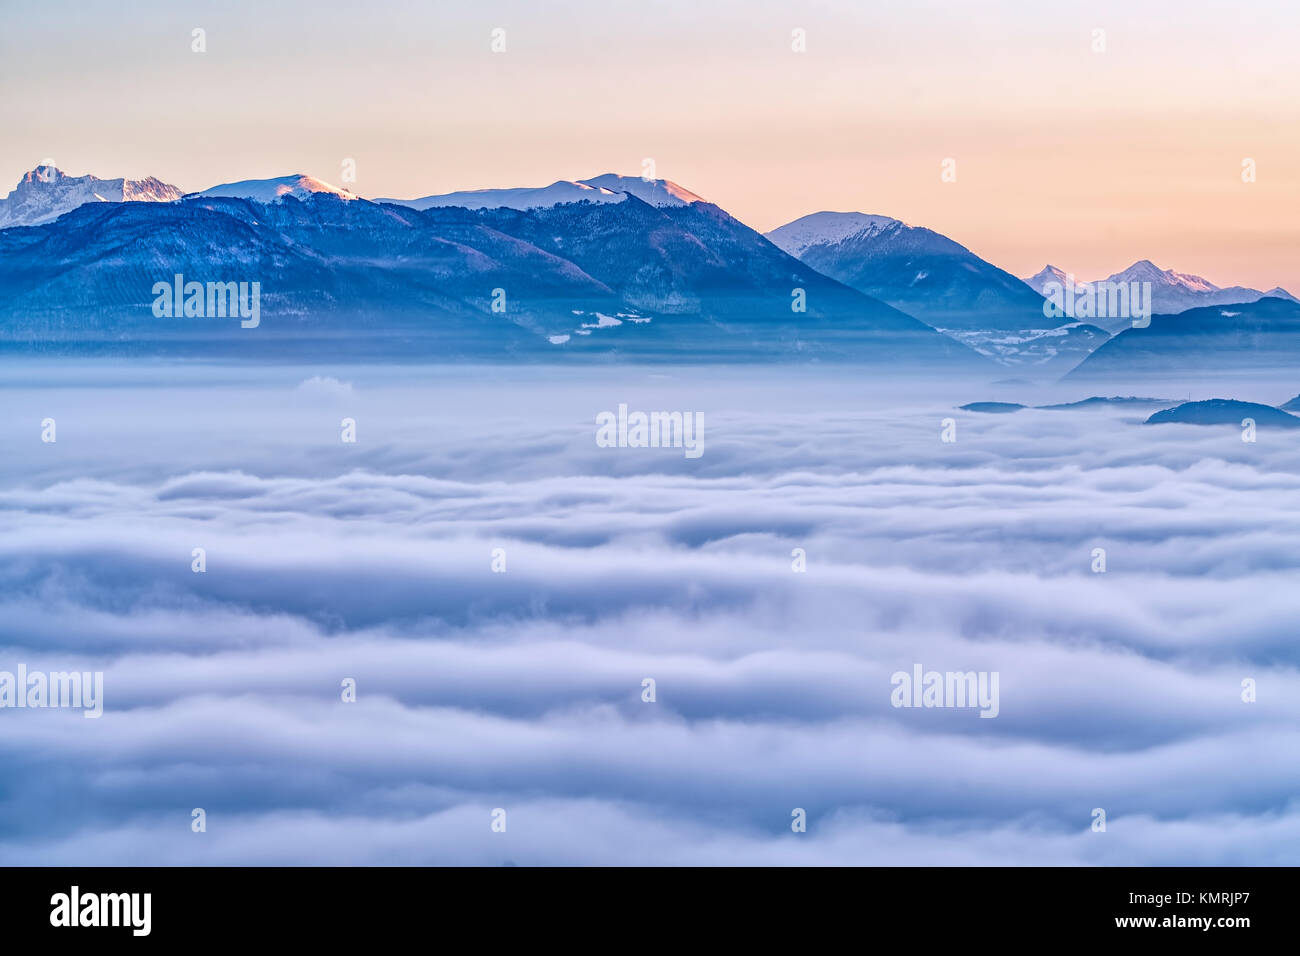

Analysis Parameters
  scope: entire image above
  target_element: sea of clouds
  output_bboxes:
[0,363,1297,865]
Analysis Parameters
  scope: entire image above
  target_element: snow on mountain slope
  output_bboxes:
[1023,259,1297,317]
[765,211,901,257]
[377,180,626,211]
[1106,259,1217,293]
[576,174,705,207]
[1262,287,1300,304]
[0,177,989,367]
[766,210,1058,333]
[0,165,184,228]
[1022,265,1071,293]
[381,174,703,212]
[191,174,357,203]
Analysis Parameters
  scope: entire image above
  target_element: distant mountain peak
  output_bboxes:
[1107,259,1218,293]
[765,211,902,257]
[1108,259,1166,282]
[376,179,626,212]
[767,211,1058,339]
[24,164,64,185]
[0,163,184,228]
[191,174,357,203]
[1026,260,1225,294]
[577,174,706,207]
[1024,259,1295,327]
[376,174,704,212]
[1023,264,1073,289]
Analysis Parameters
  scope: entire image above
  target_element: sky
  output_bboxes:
[2,0,1298,291]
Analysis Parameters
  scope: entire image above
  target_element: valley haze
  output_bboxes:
[2,0,1298,872]
[2,364,1297,866]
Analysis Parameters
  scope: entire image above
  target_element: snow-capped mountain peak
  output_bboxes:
[1025,260,1222,294]
[765,211,902,257]
[767,211,1055,335]
[576,174,705,207]
[376,179,626,212]
[1106,259,1218,293]
[26,164,61,185]
[0,163,184,228]
[1022,264,1075,291]
[377,174,705,212]
[1263,286,1300,304]
[190,174,357,203]
[1024,260,1297,322]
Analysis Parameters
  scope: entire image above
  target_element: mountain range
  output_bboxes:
[766,211,1058,332]
[1,162,1297,378]
[0,164,183,228]
[1023,260,1298,330]
[763,211,1117,372]
[376,174,704,211]
[193,174,358,203]
[0,165,984,367]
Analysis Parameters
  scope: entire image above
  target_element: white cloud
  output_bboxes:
[0,366,1295,863]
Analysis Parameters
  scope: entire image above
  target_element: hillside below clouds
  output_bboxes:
[0,166,988,368]
[1066,297,1300,381]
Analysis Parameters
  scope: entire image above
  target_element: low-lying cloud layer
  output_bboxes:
[0,365,1296,864]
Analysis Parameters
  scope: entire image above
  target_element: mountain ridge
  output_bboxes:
[0,164,184,228]
[0,183,990,367]
[765,210,1063,332]
[4,161,1294,375]
[1023,259,1297,323]
[1065,297,1300,381]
